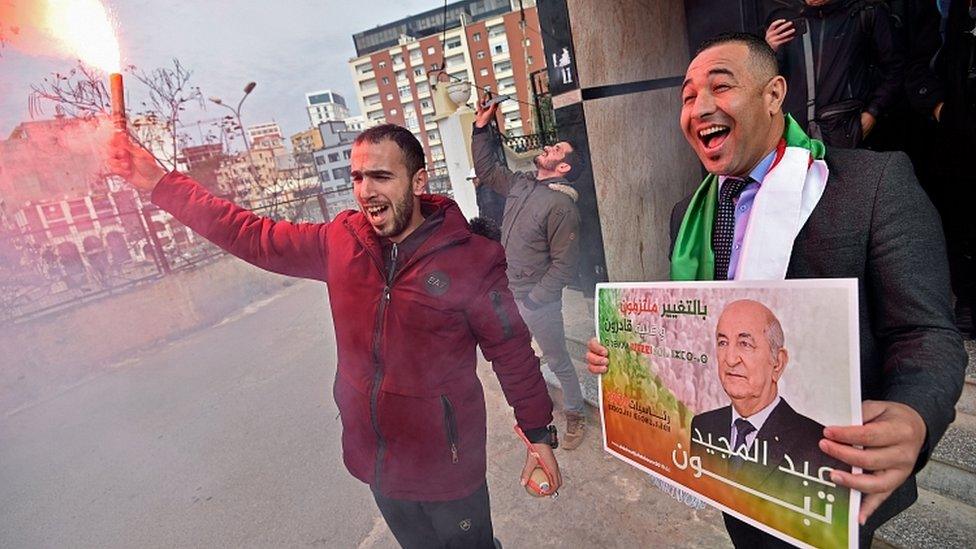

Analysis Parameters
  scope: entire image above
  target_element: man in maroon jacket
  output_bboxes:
[109,124,560,548]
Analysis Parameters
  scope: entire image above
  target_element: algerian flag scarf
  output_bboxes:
[670,114,828,281]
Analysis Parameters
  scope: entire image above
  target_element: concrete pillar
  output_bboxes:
[435,107,479,221]
[541,0,703,282]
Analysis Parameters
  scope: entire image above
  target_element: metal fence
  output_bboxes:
[0,187,344,325]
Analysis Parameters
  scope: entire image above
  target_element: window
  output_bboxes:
[493,60,512,73]
[342,149,351,159]
[332,166,350,181]
[385,93,394,101]
[319,170,330,182]
[446,38,462,50]
[382,76,389,85]
[445,54,465,68]
[378,60,387,68]
[392,54,403,65]
[525,38,531,47]
[390,108,398,116]
[476,51,486,60]
[315,156,326,166]
[68,199,89,218]
[493,43,508,55]
[328,152,340,163]
[398,85,412,99]
[410,49,422,61]
[472,32,482,42]
[527,56,534,66]
[420,99,431,110]
[413,67,424,77]
[427,46,436,55]
[479,68,489,77]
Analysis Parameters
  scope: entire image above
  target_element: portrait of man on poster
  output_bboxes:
[689,299,845,486]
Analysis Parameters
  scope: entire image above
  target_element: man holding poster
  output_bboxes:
[588,32,967,547]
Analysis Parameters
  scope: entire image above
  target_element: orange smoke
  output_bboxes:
[1,0,121,72]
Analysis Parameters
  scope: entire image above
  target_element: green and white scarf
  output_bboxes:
[670,114,828,281]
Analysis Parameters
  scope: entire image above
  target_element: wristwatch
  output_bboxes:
[524,425,559,449]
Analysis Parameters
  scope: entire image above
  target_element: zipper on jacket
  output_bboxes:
[441,395,459,463]
[489,290,513,340]
[369,242,397,490]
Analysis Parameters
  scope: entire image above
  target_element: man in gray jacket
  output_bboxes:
[471,100,588,449]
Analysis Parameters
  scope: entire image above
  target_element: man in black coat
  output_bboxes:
[588,32,966,547]
[763,0,904,147]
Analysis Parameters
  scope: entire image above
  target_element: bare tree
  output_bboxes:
[29,58,203,171]
[127,58,203,169]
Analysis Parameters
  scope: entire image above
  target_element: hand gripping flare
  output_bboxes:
[514,424,558,498]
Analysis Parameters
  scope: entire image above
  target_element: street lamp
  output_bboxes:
[209,81,256,152]
[209,82,261,203]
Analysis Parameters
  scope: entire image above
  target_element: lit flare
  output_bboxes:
[45,0,121,73]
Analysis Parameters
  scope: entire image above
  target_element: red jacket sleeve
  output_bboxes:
[152,171,330,282]
[465,244,553,431]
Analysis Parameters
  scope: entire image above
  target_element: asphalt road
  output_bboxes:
[0,280,731,548]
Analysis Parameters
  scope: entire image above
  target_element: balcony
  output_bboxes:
[502,131,558,154]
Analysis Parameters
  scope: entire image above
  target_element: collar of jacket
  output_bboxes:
[535,175,579,203]
[342,194,472,274]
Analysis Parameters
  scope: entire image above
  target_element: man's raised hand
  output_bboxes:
[765,19,796,52]
[474,95,500,128]
[106,132,166,192]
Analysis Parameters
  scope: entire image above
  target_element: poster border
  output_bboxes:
[594,278,862,549]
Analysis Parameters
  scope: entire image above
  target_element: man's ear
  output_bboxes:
[765,75,787,116]
[556,162,571,176]
[772,348,788,381]
[412,168,428,196]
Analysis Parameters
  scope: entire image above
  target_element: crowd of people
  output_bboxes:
[759,0,975,337]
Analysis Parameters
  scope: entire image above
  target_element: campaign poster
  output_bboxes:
[596,280,861,549]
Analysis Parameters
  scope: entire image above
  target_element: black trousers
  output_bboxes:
[723,513,875,548]
[371,482,495,549]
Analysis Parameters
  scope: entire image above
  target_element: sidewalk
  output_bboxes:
[478,357,734,548]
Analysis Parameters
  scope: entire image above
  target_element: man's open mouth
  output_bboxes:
[365,204,390,222]
[698,124,731,150]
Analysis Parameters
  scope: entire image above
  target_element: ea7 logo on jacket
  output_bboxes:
[424,271,451,296]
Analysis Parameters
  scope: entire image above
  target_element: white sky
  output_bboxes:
[0,0,439,141]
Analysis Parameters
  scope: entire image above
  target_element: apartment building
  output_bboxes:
[246,122,284,150]
[348,0,544,171]
[305,90,351,128]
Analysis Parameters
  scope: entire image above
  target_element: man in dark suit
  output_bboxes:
[690,300,845,498]
[588,32,966,547]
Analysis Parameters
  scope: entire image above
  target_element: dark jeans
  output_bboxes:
[371,482,495,549]
[722,513,875,548]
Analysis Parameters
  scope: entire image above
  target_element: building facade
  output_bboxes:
[306,90,351,128]
[246,122,284,150]
[348,0,545,171]
[311,121,360,219]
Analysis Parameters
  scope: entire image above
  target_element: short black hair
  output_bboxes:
[560,140,587,182]
[697,32,779,81]
[354,124,426,177]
